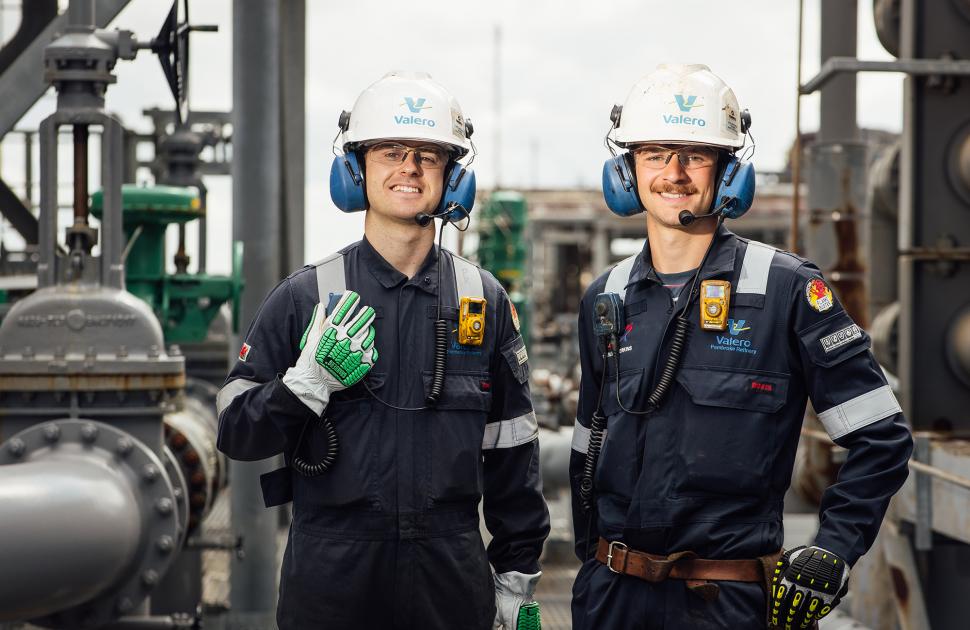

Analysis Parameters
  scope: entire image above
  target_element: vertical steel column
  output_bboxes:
[230,0,282,625]
[37,117,58,288]
[818,0,858,144]
[280,0,305,271]
[100,115,125,290]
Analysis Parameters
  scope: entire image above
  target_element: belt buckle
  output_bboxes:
[606,540,628,574]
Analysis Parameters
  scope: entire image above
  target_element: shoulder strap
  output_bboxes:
[736,240,776,295]
[606,254,638,302]
[451,252,484,300]
[312,252,347,311]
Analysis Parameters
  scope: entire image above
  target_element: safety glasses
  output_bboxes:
[632,144,720,171]
[365,142,449,170]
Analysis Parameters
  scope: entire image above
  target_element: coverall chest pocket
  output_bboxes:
[292,374,384,511]
[674,366,789,498]
[422,370,492,506]
[595,368,646,504]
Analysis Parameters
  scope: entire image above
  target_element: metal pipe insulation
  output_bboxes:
[0,452,141,621]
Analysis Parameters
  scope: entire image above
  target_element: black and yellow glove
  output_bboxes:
[770,545,849,629]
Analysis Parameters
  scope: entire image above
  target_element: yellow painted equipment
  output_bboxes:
[700,280,731,331]
[458,296,487,346]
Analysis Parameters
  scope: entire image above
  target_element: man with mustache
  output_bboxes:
[569,64,913,629]
[217,71,549,629]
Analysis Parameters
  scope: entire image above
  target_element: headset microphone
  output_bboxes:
[414,213,434,227]
[679,208,719,226]
[678,196,736,226]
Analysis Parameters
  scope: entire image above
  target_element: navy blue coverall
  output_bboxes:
[569,226,913,629]
[217,238,549,629]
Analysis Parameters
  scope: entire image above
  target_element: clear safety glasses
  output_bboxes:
[365,142,450,170]
[632,145,720,171]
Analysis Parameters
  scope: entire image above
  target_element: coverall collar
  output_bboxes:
[359,236,441,294]
[626,223,738,289]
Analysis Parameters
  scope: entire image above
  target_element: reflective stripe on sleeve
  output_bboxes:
[571,422,607,455]
[571,422,591,454]
[482,410,538,449]
[217,378,261,416]
[737,241,775,295]
[817,384,902,440]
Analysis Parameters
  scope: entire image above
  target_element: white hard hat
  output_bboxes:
[612,63,744,149]
[340,70,472,157]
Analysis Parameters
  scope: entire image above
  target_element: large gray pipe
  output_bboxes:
[0,452,141,621]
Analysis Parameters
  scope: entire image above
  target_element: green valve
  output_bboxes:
[516,602,541,630]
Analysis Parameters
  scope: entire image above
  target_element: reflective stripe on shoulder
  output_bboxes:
[817,384,902,440]
[451,253,484,300]
[606,254,638,303]
[482,410,538,449]
[736,240,776,295]
[312,252,346,306]
[217,378,262,416]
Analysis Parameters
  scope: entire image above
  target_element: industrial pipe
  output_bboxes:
[0,452,141,621]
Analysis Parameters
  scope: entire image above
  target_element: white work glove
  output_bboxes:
[493,571,541,630]
[282,291,378,415]
[770,545,849,629]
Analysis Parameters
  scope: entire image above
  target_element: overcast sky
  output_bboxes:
[2,0,903,275]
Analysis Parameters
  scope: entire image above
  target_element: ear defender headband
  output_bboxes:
[601,106,757,220]
[329,110,477,219]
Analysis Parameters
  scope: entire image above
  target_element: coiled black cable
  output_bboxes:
[426,318,448,405]
[425,218,449,405]
[579,410,607,512]
[292,415,339,476]
[580,342,611,513]
[646,315,689,409]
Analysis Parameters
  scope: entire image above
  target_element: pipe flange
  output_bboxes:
[0,420,180,629]
[162,444,191,550]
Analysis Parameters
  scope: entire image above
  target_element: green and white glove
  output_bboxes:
[282,290,378,415]
[494,571,541,630]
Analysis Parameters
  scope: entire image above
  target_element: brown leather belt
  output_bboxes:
[595,537,765,584]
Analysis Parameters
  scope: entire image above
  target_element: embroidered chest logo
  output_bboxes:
[710,318,759,355]
[449,338,483,357]
[618,322,635,354]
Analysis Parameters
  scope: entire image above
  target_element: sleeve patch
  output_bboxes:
[510,302,521,332]
[820,324,862,353]
[501,335,530,385]
[238,342,252,362]
[805,277,835,312]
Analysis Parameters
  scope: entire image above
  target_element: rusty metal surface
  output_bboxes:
[881,519,931,630]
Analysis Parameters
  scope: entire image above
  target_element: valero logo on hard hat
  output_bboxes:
[662,113,706,127]
[402,97,431,113]
[674,94,703,111]
[665,94,706,127]
[396,95,437,127]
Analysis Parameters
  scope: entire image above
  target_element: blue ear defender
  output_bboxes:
[602,152,645,217]
[715,157,756,219]
[440,163,476,222]
[329,151,368,213]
